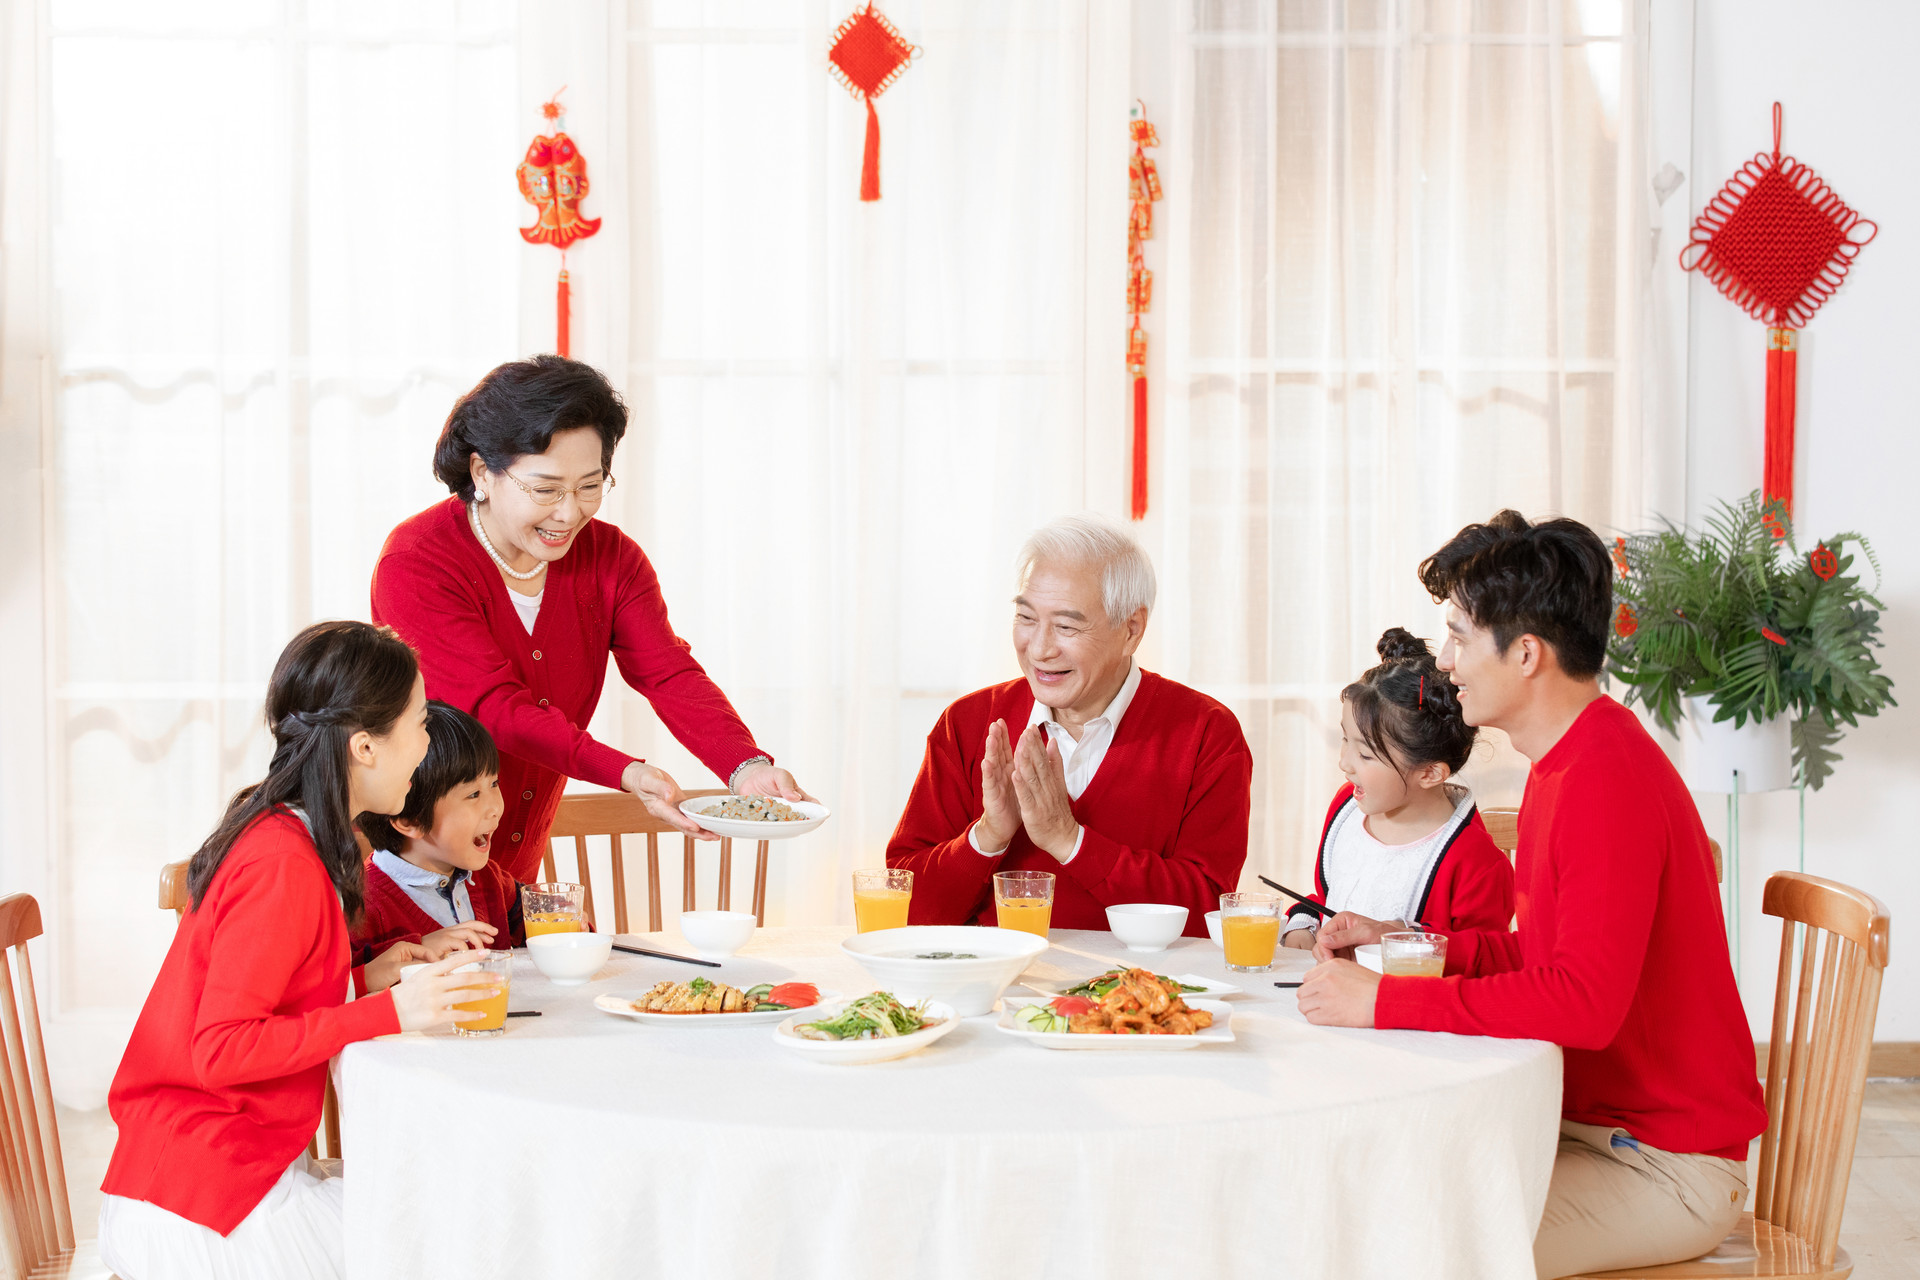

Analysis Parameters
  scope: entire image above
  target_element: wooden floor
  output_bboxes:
[50,1083,1920,1273]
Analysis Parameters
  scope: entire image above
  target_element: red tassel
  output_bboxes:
[556,269,571,357]
[1130,375,1148,520]
[1764,327,1797,512]
[860,97,881,202]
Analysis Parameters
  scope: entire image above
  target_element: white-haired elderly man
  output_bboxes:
[887,516,1253,933]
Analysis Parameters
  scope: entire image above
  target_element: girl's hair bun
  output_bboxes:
[1376,626,1431,663]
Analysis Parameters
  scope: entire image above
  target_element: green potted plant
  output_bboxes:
[1606,491,1895,791]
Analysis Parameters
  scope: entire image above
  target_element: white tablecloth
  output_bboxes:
[340,927,1560,1280]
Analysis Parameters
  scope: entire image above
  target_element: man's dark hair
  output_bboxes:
[359,702,501,853]
[432,354,628,502]
[1418,510,1612,680]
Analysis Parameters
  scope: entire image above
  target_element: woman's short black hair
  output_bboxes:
[1418,509,1613,680]
[432,355,628,502]
[1344,628,1477,775]
[359,702,501,853]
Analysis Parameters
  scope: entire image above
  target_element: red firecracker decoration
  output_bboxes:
[1611,536,1630,579]
[1127,103,1164,520]
[828,4,918,202]
[1809,543,1839,580]
[518,90,601,357]
[1681,104,1875,513]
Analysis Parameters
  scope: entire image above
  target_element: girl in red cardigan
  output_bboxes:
[99,622,502,1280]
[1282,628,1512,949]
[353,701,524,962]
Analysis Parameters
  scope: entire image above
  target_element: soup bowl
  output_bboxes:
[840,926,1048,1017]
[528,931,614,985]
[679,910,758,960]
[1105,903,1189,953]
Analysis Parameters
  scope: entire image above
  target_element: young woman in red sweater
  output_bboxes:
[353,701,524,963]
[1281,627,1511,950]
[1297,511,1766,1278]
[99,622,503,1280]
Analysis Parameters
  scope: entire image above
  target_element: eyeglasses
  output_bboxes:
[500,470,615,508]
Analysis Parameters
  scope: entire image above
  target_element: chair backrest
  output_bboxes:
[0,895,74,1276]
[160,859,190,917]
[545,789,773,932]
[1753,871,1890,1266]
[1477,806,1723,881]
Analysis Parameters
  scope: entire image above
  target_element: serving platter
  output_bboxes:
[594,991,840,1028]
[995,997,1234,1051]
[771,999,960,1065]
[1022,972,1243,1002]
[679,796,831,840]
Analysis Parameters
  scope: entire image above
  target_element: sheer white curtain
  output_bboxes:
[1143,0,1652,891]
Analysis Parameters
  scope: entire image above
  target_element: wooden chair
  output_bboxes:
[0,893,111,1277]
[544,789,774,932]
[1574,871,1889,1279]
[1479,806,1723,882]
[159,861,342,1162]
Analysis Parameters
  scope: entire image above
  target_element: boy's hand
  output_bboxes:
[364,940,435,993]
[1295,958,1381,1027]
[421,922,498,958]
[1312,910,1397,961]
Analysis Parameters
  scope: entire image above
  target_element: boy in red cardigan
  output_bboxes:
[1297,511,1766,1278]
[354,702,524,962]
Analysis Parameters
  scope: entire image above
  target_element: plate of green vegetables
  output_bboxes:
[771,992,959,1065]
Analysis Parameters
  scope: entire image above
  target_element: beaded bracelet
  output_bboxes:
[727,754,773,794]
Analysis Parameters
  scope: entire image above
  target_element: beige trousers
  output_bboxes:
[1534,1120,1749,1279]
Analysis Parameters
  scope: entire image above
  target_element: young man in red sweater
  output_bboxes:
[887,516,1252,933]
[1296,510,1766,1278]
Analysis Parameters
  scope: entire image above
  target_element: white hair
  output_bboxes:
[1015,515,1157,626]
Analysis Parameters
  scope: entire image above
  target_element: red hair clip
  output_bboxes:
[1418,674,1425,706]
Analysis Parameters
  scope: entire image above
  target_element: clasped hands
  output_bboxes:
[974,719,1080,862]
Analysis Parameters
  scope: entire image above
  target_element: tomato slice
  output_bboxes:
[767,982,819,1009]
[1049,995,1096,1016]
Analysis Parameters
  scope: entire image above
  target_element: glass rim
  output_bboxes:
[853,867,912,883]
[992,869,1056,883]
[1220,891,1280,907]
[524,882,585,894]
[1381,930,1448,945]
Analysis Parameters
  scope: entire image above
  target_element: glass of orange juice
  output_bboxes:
[1381,930,1447,977]
[853,868,913,932]
[993,870,1055,939]
[522,883,586,937]
[1220,892,1282,972]
[452,950,513,1037]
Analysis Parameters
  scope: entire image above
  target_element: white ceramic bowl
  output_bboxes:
[1205,911,1223,947]
[771,999,960,1065]
[1105,903,1189,952]
[840,926,1048,1018]
[678,909,758,960]
[1355,943,1383,974]
[527,932,614,985]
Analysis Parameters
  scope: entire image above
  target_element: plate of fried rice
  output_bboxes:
[679,795,831,840]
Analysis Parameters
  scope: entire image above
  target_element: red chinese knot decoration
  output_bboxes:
[518,91,601,358]
[828,4,918,202]
[1681,104,1875,514]
[1809,543,1838,581]
[1127,105,1164,520]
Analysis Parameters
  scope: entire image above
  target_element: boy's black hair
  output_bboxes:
[1344,628,1477,775]
[358,701,501,854]
[1417,509,1613,680]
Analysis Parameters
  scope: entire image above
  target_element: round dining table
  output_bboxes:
[338,926,1561,1280]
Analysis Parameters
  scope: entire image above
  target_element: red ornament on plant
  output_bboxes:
[1762,626,1788,646]
[1611,536,1630,578]
[1809,543,1839,581]
[828,4,918,202]
[1614,604,1638,638]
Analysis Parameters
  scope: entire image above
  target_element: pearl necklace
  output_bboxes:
[468,502,547,581]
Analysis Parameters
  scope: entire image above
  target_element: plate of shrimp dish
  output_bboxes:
[995,967,1233,1050]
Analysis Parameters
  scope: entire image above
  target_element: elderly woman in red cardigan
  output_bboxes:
[373,356,807,882]
[887,516,1252,933]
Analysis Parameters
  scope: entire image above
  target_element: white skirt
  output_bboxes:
[98,1153,344,1280]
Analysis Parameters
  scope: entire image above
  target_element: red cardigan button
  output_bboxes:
[510,833,522,842]
[522,790,534,801]
[532,650,543,660]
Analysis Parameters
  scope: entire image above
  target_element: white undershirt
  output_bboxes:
[970,661,1143,863]
[509,587,543,634]
[1286,784,1476,934]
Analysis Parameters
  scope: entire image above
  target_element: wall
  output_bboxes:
[1683,0,1919,1040]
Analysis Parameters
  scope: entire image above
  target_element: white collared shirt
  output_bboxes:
[371,848,473,930]
[972,661,1143,862]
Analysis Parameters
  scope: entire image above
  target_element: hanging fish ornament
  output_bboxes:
[517,90,601,356]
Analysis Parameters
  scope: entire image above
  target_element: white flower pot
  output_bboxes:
[1676,695,1792,793]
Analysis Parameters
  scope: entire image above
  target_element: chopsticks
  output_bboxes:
[1257,876,1331,918]
[611,942,722,968]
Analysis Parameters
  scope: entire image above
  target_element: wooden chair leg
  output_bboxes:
[753,841,769,925]
[574,835,595,924]
[610,833,629,935]
[322,1075,342,1160]
[647,834,662,932]
[683,839,696,912]
[718,840,733,911]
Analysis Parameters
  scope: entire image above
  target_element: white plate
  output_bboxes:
[772,999,959,1065]
[594,990,839,1027]
[995,997,1234,1050]
[679,797,831,841]
[1022,972,1242,1002]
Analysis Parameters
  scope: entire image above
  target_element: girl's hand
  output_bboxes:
[733,761,815,803]
[1282,928,1318,950]
[363,940,434,993]
[621,761,715,840]
[420,921,497,958]
[388,953,504,1033]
